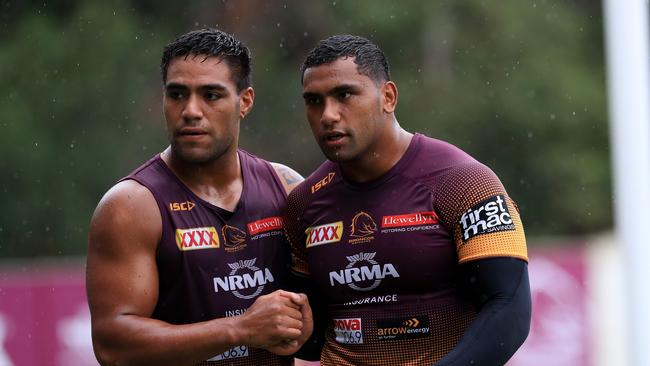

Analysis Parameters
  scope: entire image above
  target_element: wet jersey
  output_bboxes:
[284,133,527,366]
[123,150,293,366]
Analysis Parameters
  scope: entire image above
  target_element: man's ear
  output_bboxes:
[381,81,397,113]
[239,87,255,118]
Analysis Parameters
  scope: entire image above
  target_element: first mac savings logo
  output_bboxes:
[459,195,515,241]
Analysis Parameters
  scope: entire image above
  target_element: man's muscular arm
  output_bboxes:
[87,180,308,366]
[432,258,531,366]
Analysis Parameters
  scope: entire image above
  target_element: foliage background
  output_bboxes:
[0,0,609,258]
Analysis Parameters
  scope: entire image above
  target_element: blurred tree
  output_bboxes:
[0,0,609,258]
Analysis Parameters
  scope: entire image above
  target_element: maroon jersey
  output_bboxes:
[284,134,527,365]
[122,150,292,366]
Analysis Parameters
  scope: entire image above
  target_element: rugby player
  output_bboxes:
[86,28,312,366]
[284,34,531,365]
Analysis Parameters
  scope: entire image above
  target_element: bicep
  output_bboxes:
[458,257,530,308]
[86,181,162,324]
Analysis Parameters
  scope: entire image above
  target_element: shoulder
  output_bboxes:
[413,134,478,171]
[237,149,304,195]
[285,160,336,209]
[269,162,304,195]
[89,179,162,252]
[286,160,339,204]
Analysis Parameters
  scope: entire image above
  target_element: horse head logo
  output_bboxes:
[222,225,247,251]
[350,211,377,238]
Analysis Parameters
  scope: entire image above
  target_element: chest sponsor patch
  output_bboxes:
[306,221,343,248]
[329,252,399,291]
[459,195,515,241]
[333,318,363,344]
[376,316,430,341]
[213,258,275,299]
[381,211,439,228]
[247,216,283,235]
[175,227,219,251]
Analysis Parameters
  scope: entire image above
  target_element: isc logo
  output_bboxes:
[311,172,335,194]
[175,227,219,251]
[459,195,514,241]
[305,221,343,248]
[169,201,196,211]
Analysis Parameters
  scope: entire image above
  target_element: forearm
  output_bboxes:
[433,258,531,366]
[289,271,325,361]
[92,314,242,366]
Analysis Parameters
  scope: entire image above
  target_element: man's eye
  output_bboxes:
[305,97,321,106]
[205,92,222,101]
[338,92,351,100]
[167,91,184,100]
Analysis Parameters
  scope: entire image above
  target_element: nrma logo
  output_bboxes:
[213,258,274,299]
[459,195,515,241]
[329,252,399,291]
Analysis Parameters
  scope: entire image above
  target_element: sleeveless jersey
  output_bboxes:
[284,133,527,366]
[123,150,293,366]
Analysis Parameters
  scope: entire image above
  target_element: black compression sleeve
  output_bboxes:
[433,257,531,366]
[289,271,325,361]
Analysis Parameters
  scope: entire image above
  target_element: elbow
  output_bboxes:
[513,285,532,348]
[92,342,118,366]
[91,328,129,366]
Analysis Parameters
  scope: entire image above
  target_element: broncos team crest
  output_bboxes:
[349,211,376,244]
[222,225,247,252]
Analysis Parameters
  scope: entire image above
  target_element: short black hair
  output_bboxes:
[300,34,390,85]
[160,28,252,92]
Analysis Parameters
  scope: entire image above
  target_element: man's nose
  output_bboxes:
[320,100,340,126]
[182,94,203,121]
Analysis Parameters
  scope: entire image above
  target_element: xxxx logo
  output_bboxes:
[175,227,219,251]
[305,221,343,248]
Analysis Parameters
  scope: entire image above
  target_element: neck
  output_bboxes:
[340,120,413,183]
[161,146,243,210]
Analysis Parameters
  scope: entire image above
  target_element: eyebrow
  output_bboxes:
[302,84,359,99]
[165,83,229,92]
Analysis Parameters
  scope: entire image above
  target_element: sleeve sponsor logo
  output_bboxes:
[213,258,275,299]
[329,252,399,291]
[459,195,515,242]
[175,227,219,251]
[169,201,196,211]
[376,316,430,341]
[349,211,376,244]
[311,172,336,194]
[333,318,363,344]
[306,221,343,248]
[247,216,283,235]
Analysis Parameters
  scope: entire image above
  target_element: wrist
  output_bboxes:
[227,315,249,346]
